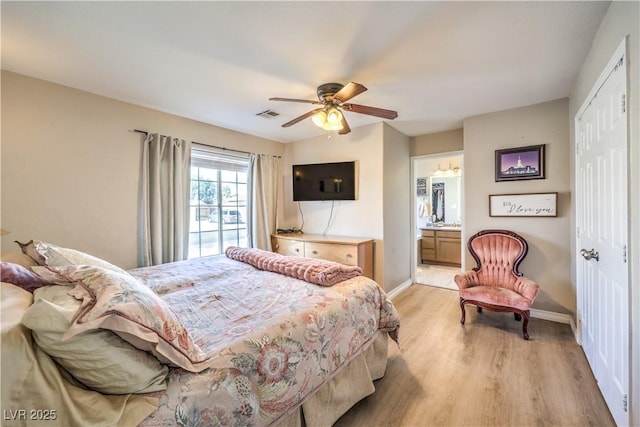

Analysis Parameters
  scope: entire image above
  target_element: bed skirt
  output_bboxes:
[277,331,389,427]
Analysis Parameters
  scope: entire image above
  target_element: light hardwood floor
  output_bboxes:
[334,284,615,427]
[416,264,460,290]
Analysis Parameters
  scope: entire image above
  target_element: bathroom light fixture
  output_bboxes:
[445,163,461,176]
[433,163,461,177]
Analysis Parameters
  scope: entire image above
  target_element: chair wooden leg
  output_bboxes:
[514,313,522,321]
[522,310,531,340]
[459,298,466,324]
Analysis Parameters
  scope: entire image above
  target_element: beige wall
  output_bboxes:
[1,71,284,269]
[382,124,411,290]
[281,123,384,236]
[463,98,572,314]
[282,123,387,285]
[410,128,463,156]
[568,2,639,424]
[281,122,411,292]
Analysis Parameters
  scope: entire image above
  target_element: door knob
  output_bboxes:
[580,248,600,262]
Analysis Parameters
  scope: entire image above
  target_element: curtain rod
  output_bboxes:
[130,129,281,158]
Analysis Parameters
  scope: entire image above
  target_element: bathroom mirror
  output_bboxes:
[430,175,461,224]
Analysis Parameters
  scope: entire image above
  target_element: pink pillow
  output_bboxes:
[0,262,53,292]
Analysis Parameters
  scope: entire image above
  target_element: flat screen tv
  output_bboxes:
[292,161,356,201]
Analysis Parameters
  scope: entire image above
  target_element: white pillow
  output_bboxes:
[22,285,168,395]
[1,282,159,426]
[34,265,210,372]
[17,240,129,275]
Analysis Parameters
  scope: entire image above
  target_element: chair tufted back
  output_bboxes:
[468,230,528,291]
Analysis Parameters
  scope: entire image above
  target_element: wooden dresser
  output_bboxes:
[271,233,374,279]
[421,228,462,266]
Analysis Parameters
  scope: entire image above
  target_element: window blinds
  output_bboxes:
[191,147,248,172]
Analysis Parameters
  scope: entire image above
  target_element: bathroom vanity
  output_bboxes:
[420,226,462,266]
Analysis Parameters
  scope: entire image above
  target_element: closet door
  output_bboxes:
[576,39,629,426]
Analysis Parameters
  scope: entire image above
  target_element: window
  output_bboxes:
[189,148,248,258]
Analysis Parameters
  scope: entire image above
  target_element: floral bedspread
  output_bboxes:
[130,255,400,427]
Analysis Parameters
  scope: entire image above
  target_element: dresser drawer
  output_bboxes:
[271,234,374,279]
[421,230,435,237]
[305,242,358,266]
[272,238,304,256]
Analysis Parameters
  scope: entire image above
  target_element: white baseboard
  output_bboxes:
[531,308,582,345]
[531,308,577,336]
[387,279,412,300]
[530,308,571,324]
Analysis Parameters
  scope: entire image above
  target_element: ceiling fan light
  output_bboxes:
[322,120,343,131]
[312,110,327,128]
[312,107,343,131]
[326,107,343,124]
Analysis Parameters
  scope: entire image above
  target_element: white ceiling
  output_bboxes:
[1,1,610,143]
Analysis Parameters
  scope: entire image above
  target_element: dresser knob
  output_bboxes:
[312,250,318,255]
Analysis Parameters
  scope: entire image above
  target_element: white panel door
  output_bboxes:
[576,41,629,426]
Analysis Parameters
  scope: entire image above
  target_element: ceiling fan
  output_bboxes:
[269,82,398,135]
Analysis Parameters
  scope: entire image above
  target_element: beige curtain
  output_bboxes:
[140,133,191,266]
[247,154,280,250]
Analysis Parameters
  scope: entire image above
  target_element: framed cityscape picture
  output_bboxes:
[495,144,545,182]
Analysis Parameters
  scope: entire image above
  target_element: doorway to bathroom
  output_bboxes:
[411,152,464,290]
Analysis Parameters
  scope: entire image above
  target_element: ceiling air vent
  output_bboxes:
[256,109,280,119]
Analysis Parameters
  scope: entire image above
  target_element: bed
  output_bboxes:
[1,241,400,426]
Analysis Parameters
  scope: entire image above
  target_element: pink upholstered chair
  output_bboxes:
[454,230,540,340]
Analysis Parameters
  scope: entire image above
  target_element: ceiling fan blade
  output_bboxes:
[333,82,367,103]
[338,116,351,135]
[343,103,398,120]
[281,108,324,128]
[269,97,323,105]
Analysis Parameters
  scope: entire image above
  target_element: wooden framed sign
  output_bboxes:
[489,192,557,217]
